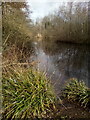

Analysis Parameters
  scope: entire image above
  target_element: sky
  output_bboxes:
[27,1,61,22]
[27,0,89,22]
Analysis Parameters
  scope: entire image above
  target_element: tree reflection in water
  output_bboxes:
[30,41,89,95]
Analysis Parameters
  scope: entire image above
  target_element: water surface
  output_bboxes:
[30,40,89,94]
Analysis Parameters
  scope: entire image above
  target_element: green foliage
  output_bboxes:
[2,66,56,119]
[63,78,90,108]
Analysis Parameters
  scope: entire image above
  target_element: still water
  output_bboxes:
[29,40,89,94]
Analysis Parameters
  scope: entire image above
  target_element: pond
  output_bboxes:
[29,40,90,95]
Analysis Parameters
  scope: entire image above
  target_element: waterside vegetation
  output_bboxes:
[35,2,89,44]
[63,78,90,108]
[2,65,57,119]
[2,1,90,119]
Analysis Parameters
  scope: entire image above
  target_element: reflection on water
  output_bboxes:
[30,41,89,94]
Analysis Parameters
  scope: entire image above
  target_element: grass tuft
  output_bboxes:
[2,66,56,119]
[63,78,90,108]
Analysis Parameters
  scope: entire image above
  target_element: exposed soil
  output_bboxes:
[53,98,90,120]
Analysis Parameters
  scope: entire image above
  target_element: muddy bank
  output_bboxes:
[53,99,90,120]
